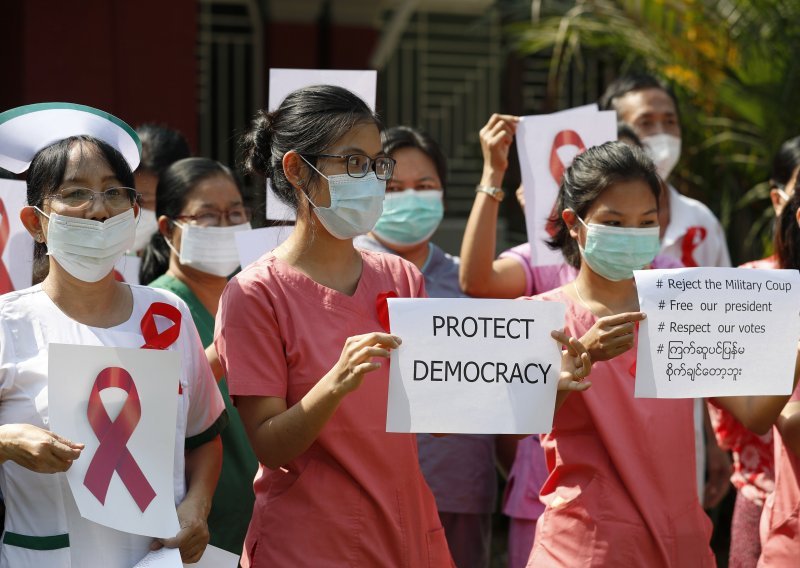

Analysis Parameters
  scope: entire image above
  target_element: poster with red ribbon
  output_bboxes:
[48,343,181,537]
[0,180,34,293]
[515,105,617,266]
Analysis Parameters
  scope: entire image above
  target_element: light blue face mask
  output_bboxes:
[372,188,444,247]
[576,214,660,281]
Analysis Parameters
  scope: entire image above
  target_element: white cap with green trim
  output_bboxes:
[0,102,141,174]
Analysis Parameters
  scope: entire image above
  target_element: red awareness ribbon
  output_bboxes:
[629,321,641,378]
[0,199,15,294]
[549,130,587,185]
[140,302,182,350]
[140,302,183,393]
[83,367,157,512]
[546,130,587,236]
[376,291,398,332]
[680,226,707,268]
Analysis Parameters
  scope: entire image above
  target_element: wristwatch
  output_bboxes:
[475,184,505,202]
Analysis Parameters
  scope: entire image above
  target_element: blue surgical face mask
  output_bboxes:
[575,214,660,281]
[372,188,444,247]
[299,155,385,240]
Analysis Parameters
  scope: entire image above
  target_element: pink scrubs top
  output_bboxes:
[527,288,714,567]
[758,385,800,566]
[215,250,452,568]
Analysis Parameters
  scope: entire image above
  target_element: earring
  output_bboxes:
[297,179,305,187]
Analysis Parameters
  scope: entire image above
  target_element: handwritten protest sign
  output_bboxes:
[265,69,377,221]
[516,105,617,266]
[386,298,566,434]
[48,344,181,537]
[0,180,34,292]
[635,267,800,398]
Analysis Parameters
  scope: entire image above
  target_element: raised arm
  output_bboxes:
[235,333,401,469]
[460,114,527,298]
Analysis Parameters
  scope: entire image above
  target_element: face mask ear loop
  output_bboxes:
[34,206,51,220]
[296,153,326,210]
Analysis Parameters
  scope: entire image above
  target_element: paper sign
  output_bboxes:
[635,267,800,398]
[115,254,141,285]
[133,545,238,568]
[386,298,567,434]
[48,344,181,537]
[0,180,34,292]
[516,106,617,266]
[235,225,292,269]
[133,548,182,568]
[265,68,378,221]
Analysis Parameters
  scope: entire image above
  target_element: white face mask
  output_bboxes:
[131,207,158,252]
[299,156,386,240]
[166,222,251,277]
[38,207,136,282]
[642,133,681,180]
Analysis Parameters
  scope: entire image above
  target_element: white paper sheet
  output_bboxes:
[386,298,566,434]
[115,254,142,285]
[234,225,292,269]
[133,545,238,568]
[133,547,182,568]
[516,106,617,266]
[265,68,378,221]
[634,267,800,398]
[48,344,181,537]
[0,180,34,292]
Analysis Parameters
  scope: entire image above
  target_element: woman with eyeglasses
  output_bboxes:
[139,157,257,559]
[211,84,456,566]
[0,104,225,567]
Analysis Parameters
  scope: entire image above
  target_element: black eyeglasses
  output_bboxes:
[303,153,396,181]
[45,187,139,211]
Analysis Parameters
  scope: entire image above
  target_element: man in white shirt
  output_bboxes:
[599,73,733,512]
[599,74,732,268]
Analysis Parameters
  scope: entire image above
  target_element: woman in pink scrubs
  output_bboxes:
[525,141,799,567]
[214,85,591,567]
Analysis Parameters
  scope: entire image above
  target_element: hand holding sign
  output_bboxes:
[0,423,83,473]
[329,332,402,397]
[551,330,593,392]
[151,491,212,564]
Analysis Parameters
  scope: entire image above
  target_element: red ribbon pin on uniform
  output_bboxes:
[376,291,398,332]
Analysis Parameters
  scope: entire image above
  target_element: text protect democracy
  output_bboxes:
[413,315,554,384]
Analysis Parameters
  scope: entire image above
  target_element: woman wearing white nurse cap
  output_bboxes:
[0,102,225,567]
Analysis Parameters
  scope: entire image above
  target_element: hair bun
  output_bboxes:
[240,109,275,178]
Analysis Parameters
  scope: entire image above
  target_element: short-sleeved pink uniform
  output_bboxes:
[758,384,800,566]
[527,288,714,567]
[215,250,452,567]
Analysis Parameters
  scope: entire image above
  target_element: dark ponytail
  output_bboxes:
[240,84,380,209]
[139,157,240,284]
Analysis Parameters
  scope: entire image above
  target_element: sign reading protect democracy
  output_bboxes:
[635,267,800,398]
[386,298,566,434]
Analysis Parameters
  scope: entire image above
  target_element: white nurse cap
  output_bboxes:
[0,102,141,174]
